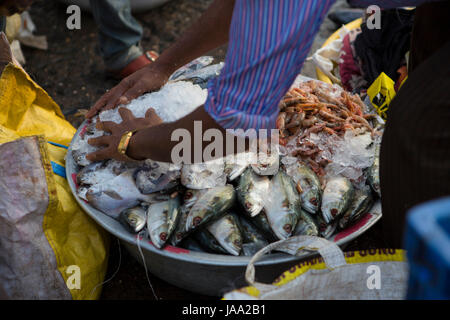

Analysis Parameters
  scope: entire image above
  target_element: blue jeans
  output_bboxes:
[89,0,144,70]
[0,17,6,33]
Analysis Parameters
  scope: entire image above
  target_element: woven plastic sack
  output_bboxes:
[224,236,408,300]
[0,63,109,299]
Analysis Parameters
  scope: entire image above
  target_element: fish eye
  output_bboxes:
[283,224,292,233]
[193,216,202,226]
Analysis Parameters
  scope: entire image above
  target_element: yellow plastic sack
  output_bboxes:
[0,63,109,300]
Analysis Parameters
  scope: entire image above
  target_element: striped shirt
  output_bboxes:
[204,0,437,131]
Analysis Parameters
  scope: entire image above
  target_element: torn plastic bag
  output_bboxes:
[223,235,408,300]
[0,63,109,299]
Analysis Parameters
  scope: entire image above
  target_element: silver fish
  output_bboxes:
[86,170,163,219]
[119,206,147,233]
[169,56,214,81]
[182,189,208,212]
[193,229,229,255]
[263,171,301,240]
[76,185,90,201]
[77,160,138,186]
[285,161,322,214]
[169,189,208,246]
[76,161,105,186]
[181,159,227,189]
[339,185,374,229]
[146,196,181,249]
[237,215,269,244]
[224,163,247,182]
[76,160,135,185]
[293,208,319,236]
[203,213,243,256]
[321,176,354,224]
[316,214,338,239]
[185,184,235,232]
[105,159,138,175]
[250,211,278,242]
[236,167,270,217]
[223,152,254,181]
[166,194,182,235]
[368,143,380,197]
[72,149,91,167]
[251,151,280,176]
[173,63,224,89]
[134,160,181,194]
[237,216,269,256]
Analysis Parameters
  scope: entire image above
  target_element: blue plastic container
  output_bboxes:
[404,197,450,300]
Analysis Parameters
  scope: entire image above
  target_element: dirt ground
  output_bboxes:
[20,0,387,300]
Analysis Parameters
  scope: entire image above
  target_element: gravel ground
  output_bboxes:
[18,0,387,300]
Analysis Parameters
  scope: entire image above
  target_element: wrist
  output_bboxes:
[148,59,177,79]
[126,130,147,161]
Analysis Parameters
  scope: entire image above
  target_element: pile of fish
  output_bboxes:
[74,148,380,256]
[71,65,382,256]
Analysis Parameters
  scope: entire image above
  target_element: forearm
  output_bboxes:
[127,106,250,163]
[86,0,236,118]
[154,0,236,75]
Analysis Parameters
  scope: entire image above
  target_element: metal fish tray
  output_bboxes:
[66,120,382,297]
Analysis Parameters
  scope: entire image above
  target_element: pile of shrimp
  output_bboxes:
[277,80,380,177]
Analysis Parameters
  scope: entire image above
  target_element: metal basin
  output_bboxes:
[66,120,382,297]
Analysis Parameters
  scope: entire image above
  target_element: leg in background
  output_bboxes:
[89,0,143,71]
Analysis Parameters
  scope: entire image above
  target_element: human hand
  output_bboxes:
[0,0,33,16]
[86,107,162,162]
[85,63,172,119]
